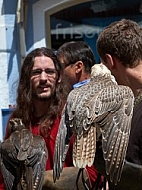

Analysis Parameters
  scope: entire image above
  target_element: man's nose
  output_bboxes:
[40,71,47,80]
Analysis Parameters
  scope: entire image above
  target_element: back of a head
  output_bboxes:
[97,19,142,67]
[57,41,96,74]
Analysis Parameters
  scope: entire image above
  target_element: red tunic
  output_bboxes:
[30,115,70,170]
[0,174,4,190]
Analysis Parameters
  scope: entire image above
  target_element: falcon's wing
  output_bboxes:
[53,106,67,182]
[28,135,48,190]
[67,81,104,169]
[17,129,47,190]
[0,161,14,190]
[15,129,33,161]
[86,84,134,184]
[53,88,82,182]
[0,139,18,190]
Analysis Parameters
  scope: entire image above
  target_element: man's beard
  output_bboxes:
[37,95,52,101]
[32,89,55,101]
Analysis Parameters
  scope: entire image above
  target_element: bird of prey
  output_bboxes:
[53,63,134,185]
[0,118,47,190]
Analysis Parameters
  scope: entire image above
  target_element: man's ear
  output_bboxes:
[105,54,116,69]
[57,74,62,83]
[75,61,83,73]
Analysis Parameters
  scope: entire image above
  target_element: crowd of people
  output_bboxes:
[0,18,142,190]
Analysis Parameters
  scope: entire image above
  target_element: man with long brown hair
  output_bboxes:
[0,47,68,189]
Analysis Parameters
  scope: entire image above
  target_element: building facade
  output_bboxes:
[0,0,142,140]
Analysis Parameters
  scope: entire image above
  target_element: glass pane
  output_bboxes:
[49,0,142,63]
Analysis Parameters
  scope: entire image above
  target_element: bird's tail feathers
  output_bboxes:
[73,126,96,168]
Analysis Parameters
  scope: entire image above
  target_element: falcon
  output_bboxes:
[53,63,134,185]
[0,118,47,190]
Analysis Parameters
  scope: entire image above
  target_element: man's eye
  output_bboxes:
[45,69,56,75]
[31,69,42,76]
[31,68,56,78]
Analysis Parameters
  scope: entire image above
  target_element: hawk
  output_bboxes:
[53,63,134,185]
[0,118,47,190]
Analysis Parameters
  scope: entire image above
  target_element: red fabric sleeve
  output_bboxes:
[86,165,104,187]
[31,116,61,170]
[0,172,5,190]
[64,134,74,167]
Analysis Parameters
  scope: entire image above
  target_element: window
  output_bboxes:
[45,0,142,63]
